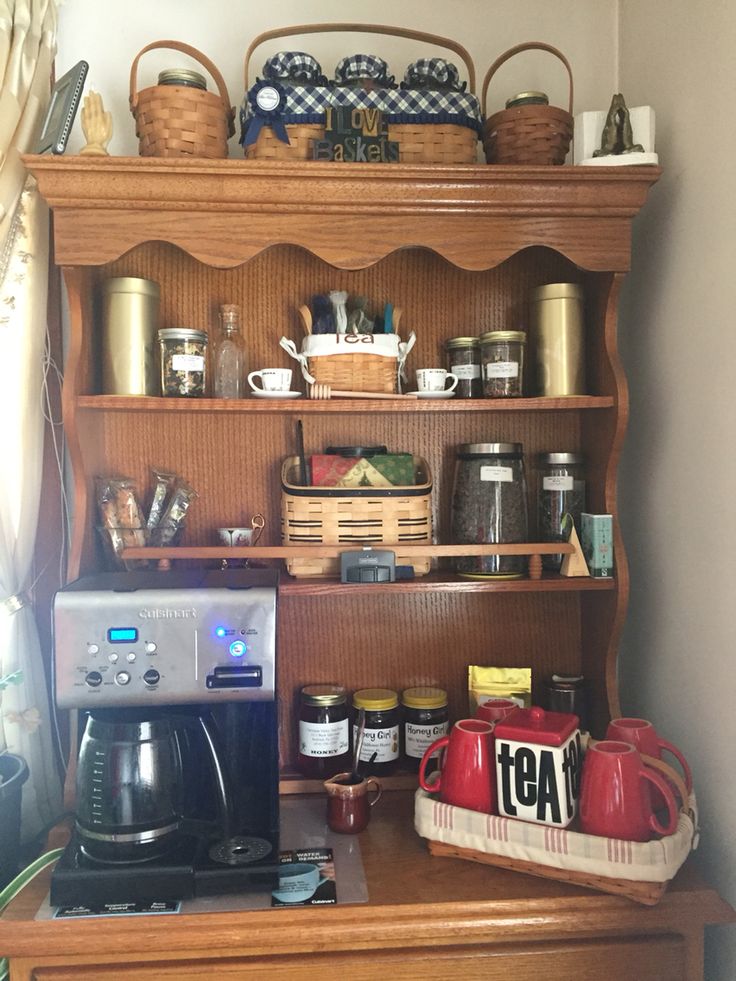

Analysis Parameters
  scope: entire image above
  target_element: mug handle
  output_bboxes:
[366,777,382,807]
[445,372,459,392]
[247,370,264,392]
[657,737,693,792]
[418,734,450,793]
[639,764,679,836]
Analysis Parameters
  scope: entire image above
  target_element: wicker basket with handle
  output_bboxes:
[130,40,236,158]
[482,42,573,165]
[243,22,479,163]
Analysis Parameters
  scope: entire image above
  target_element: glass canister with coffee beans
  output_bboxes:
[537,452,586,571]
[451,442,529,578]
[445,336,482,398]
[158,327,208,397]
[479,330,525,397]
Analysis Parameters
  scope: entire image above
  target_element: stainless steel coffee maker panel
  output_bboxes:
[54,569,278,709]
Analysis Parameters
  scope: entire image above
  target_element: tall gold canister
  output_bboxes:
[101,277,160,395]
[530,283,585,396]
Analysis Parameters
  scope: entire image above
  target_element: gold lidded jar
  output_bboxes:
[352,688,400,775]
[505,91,549,108]
[297,685,351,780]
[530,282,586,396]
[401,687,449,770]
[100,277,160,396]
[445,336,481,398]
[158,327,208,397]
[479,330,526,397]
[157,68,207,90]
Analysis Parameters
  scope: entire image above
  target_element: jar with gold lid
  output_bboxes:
[401,687,449,770]
[445,337,481,398]
[479,330,526,397]
[352,688,399,775]
[158,69,207,90]
[297,685,351,779]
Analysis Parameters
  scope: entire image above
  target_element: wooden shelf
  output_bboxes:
[77,394,615,412]
[276,570,613,596]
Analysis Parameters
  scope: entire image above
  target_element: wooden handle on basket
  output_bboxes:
[244,22,475,92]
[130,39,236,135]
[481,41,573,115]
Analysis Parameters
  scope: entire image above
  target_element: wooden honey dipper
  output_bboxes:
[308,383,417,400]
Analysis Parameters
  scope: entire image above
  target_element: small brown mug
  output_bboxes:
[323,773,382,834]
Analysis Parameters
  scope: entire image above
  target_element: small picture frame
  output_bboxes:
[36,60,89,155]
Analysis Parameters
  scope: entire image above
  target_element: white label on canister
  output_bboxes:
[353,723,399,763]
[404,720,449,759]
[451,363,481,379]
[171,354,205,372]
[480,465,513,482]
[299,719,349,758]
[543,475,574,491]
[485,361,519,379]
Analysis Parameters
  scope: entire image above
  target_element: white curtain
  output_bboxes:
[0,0,61,840]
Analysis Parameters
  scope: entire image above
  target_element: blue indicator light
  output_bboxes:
[229,640,246,658]
[215,627,227,638]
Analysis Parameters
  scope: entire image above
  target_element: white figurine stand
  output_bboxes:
[574,105,658,166]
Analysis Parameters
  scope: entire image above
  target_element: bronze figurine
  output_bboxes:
[594,94,644,157]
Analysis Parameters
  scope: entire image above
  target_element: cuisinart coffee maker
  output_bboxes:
[50,568,280,907]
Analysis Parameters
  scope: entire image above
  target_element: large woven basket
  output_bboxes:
[130,40,235,158]
[243,22,479,164]
[482,42,573,165]
[281,456,432,578]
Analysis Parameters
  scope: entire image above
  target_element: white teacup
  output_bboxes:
[248,368,293,393]
[415,368,458,393]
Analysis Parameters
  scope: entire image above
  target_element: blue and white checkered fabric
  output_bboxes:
[334,54,394,85]
[262,51,325,83]
[403,58,463,91]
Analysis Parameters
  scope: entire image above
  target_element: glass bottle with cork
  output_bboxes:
[213,303,246,398]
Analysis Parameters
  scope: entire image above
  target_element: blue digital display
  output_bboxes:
[107,627,138,644]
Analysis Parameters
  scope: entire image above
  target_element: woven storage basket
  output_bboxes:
[482,42,573,165]
[130,40,235,158]
[242,22,479,164]
[310,351,396,393]
[415,755,696,906]
[281,455,432,578]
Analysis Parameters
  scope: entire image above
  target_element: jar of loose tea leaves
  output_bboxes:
[479,330,525,397]
[451,442,529,578]
[445,336,481,398]
[158,328,208,397]
[537,452,586,571]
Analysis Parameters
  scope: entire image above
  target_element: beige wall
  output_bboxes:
[55,0,735,974]
[618,2,736,977]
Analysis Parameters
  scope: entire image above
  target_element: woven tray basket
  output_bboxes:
[281,455,432,578]
[415,755,696,906]
[130,40,235,158]
[482,42,574,165]
[243,22,479,164]
[309,351,397,393]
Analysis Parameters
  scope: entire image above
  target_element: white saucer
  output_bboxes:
[407,390,456,400]
[251,390,302,399]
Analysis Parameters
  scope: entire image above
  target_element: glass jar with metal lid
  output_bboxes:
[479,330,526,397]
[451,442,529,578]
[352,688,399,775]
[158,328,208,397]
[401,687,449,769]
[445,337,481,398]
[158,69,207,90]
[506,91,549,108]
[537,452,586,571]
[298,685,351,779]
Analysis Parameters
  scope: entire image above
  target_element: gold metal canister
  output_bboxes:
[530,283,585,396]
[101,277,160,395]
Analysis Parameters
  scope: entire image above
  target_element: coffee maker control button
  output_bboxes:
[145,642,157,654]
[126,652,137,662]
[115,671,131,686]
[143,669,160,687]
[87,644,99,655]
[108,653,119,663]
[85,671,102,688]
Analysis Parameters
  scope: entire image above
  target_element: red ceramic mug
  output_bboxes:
[418,719,495,814]
[579,740,679,841]
[606,717,692,808]
[476,698,521,725]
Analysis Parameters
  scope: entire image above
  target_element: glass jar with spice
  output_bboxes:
[297,685,351,779]
[451,442,529,578]
[352,688,399,776]
[479,330,526,397]
[537,452,586,571]
[444,337,481,398]
[401,687,449,770]
[158,327,208,397]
